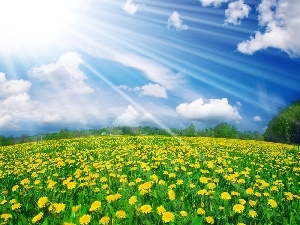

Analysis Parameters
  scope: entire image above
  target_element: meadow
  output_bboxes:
[0,136,299,225]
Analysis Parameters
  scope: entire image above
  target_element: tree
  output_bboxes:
[184,123,196,137]
[213,122,237,139]
[264,99,300,144]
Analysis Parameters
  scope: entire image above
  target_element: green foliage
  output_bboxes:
[213,122,238,139]
[264,99,300,144]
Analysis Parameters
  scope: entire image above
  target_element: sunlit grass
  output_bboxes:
[0,136,299,224]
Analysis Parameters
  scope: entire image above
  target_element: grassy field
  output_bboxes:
[0,136,299,225]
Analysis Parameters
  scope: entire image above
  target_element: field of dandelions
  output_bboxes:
[0,136,299,225]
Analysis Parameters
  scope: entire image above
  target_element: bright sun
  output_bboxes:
[0,0,78,53]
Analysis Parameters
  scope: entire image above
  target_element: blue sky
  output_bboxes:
[0,0,299,136]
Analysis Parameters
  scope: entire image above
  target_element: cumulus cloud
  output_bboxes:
[29,52,94,94]
[0,72,31,97]
[167,11,188,31]
[141,83,167,98]
[113,105,154,126]
[253,116,262,121]
[122,0,140,15]
[176,98,242,124]
[237,0,300,57]
[42,113,65,123]
[200,0,228,7]
[224,0,251,25]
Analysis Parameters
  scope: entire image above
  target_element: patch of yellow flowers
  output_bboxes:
[0,136,299,224]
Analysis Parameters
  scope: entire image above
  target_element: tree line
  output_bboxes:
[0,122,263,146]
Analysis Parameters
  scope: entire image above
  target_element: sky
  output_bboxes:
[0,0,299,136]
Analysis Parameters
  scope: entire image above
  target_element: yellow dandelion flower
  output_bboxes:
[20,178,30,185]
[239,199,246,205]
[72,205,81,213]
[249,200,256,207]
[37,197,48,208]
[237,223,246,225]
[99,216,110,225]
[10,199,16,204]
[1,200,7,205]
[32,212,43,223]
[129,196,137,205]
[197,189,207,195]
[168,189,175,200]
[205,216,214,224]
[197,208,205,215]
[12,185,19,192]
[67,181,76,190]
[157,205,166,215]
[79,214,91,224]
[115,210,126,218]
[140,205,152,214]
[233,204,245,213]
[52,203,65,213]
[89,201,101,212]
[207,182,216,189]
[63,222,76,225]
[199,177,209,184]
[0,213,12,221]
[268,199,277,208]
[180,211,187,217]
[249,210,257,218]
[176,179,184,185]
[246,188,254,195]
[221,192,231,200]
[12,203,21,210]
[162,212,174,223]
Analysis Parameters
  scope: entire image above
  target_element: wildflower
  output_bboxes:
[205,216,214,224]
[249,210,257,218]
[197,189,207,195]
[157,205,166,215]
[64,223,76,225]
[239,199,246,205]
[268,199,277,208]
[197,208,205,215]
[32,212,43,223]
[115,210,126,218]
[221,192,231,200]
[67,181,76,189]
[20,178,30,185]
[12,203,21,210]
[140,205,152,214]
[233,204,245,213]
[99,216,110,225]
[52,203,66,213]
[79,214,91,224]
[231,191,240,196]
[37,197,48,208]
[12,185,19,192]
[207,182,216,189]
[1,200,7,204]
[162,212,174,223]
[180,211,187,217]
[176,179,184,185]
[271,186,278,192]
[89,201,101,212]
[128,196,137,205]
[199,177,209,184]
[237,223,246,225]
[72,205,81,213]
[0,213,12,221]
[249,200,256,207]
[246,188,254,195]
[168,189,175,200]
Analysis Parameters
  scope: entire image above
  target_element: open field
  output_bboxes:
[0,136,299,225]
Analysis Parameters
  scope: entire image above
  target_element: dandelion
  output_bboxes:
[249,210,257,218]
[233,204,245,213]
[268,199,277,208]
[0,213,12,221]
[140,205,152,214]
[32,212,43,223]
[37,197,48,208]
[64,223,76,225]
[79,214,91,224]
[162,212,174,223]
[246,188,254,195]
[99,216,110,225]
[89,201,101,211]
[168,189,175,200]
[12,203,21,210]
[239,199,246,205]
[115,210,126,218]
[220,192,231,200]
[1,200,7,205]
[67,181,76,189]
[12,185,19,192]
[205,216,214,224]
[180,211,187,217]
[249,200,257,207]
[157,205,166,215]
[197,189,207,195]
[128,196,137,205]
[72,205,81,213]
[52,203,65,213]
[197,208,205,215]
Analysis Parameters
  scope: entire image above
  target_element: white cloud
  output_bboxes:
[29,52,94,94]
[122,0,140,16]
[176,98,242,124]
[167,11,188,31]
[141,83,167,98]
[0,72,31,97]
[224,0,251,25]
[200,0,228,7]
[2,93,31,109]
[0,114,13,127]
[113,105,155,126]
[237,0,300,57]
[42,114,65,123]
[253,116,262,121]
